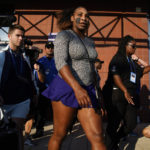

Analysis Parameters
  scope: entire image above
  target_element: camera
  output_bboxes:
[25,47,43,69]
[21,38,43,69]
[24,39,33,46]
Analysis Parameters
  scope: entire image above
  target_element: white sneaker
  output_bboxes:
[24,138,34,146]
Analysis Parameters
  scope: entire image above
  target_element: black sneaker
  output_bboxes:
[24,137,34,146]
[32,130,44,138]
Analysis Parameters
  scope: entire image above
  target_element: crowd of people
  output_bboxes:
[0,5,150,150]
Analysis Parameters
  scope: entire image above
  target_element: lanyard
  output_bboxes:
[9,48,23,75]
[127,57,136,73]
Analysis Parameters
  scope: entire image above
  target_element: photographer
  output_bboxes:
[23,45,42,146]
[32,41,58,138]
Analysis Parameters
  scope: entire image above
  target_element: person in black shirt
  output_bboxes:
[102,35,150,150]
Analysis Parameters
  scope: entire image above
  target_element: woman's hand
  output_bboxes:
[59,65,93,108]
[131,54,138,61]
[124,91,135,105]
[113,75,135,105]
[74,86,92,108]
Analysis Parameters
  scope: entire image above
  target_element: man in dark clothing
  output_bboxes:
[32,41,58,138]
[0,24,36,150]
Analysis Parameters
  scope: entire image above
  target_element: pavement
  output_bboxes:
[24,122,150,150]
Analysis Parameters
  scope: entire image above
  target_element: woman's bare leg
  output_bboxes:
[78,108,106,150]
[48,101,76,150]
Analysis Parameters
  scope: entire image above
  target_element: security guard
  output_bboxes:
[102,35,150,150]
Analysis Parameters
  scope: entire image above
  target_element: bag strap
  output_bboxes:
[77,36,98,82]
[73,31,101,101]
[72,31,95,70]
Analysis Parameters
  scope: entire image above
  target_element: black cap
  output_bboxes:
[45,41,54,48]
[95,58,104,64]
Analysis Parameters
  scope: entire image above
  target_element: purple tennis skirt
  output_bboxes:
[42,75,98,108]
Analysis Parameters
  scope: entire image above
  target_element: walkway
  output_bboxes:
[24,122,150,150]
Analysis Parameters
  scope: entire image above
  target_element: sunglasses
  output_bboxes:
[46,45,54,49]
[128,43,136,49]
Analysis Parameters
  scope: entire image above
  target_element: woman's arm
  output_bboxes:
[132,54,148,67]
[138,58,148,67]
[59,65,92,108]
[143,66,150,74]
[131,54,150,75]
[113,74,135,105]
